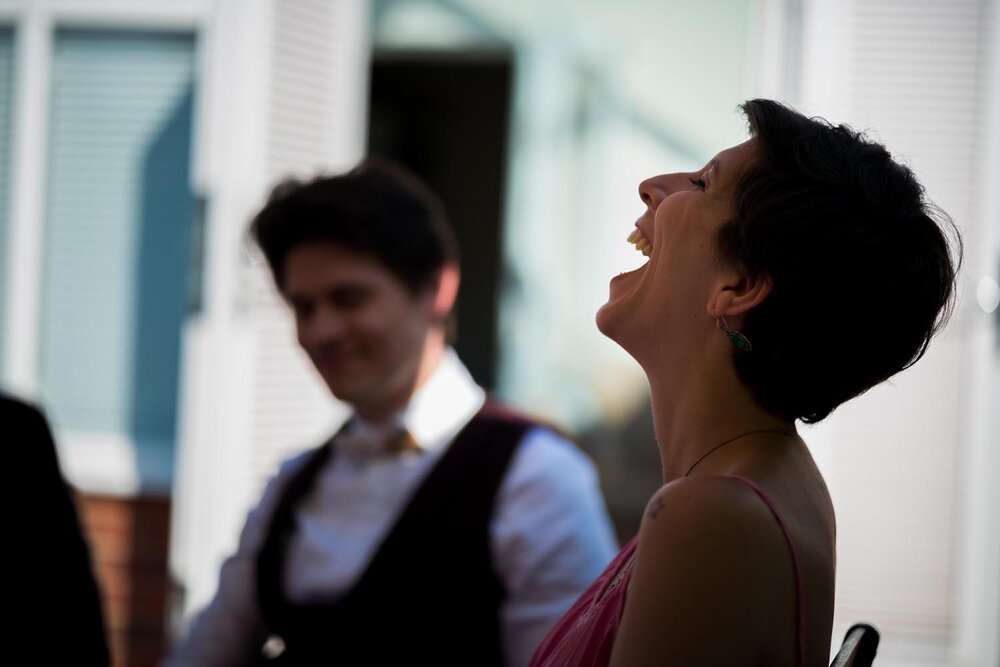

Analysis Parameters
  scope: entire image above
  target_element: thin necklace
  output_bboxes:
[684,428,795,477]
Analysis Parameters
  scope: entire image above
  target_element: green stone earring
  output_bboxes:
[716,316,753,352]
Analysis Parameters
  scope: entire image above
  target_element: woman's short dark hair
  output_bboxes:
[250,158,458,294]
[716,99,960,423]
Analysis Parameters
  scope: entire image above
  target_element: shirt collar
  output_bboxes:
[340,348,485,457]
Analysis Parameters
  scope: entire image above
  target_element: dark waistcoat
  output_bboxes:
[256,402,533,666]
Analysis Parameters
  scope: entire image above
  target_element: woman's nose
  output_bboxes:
[638,175,671,209]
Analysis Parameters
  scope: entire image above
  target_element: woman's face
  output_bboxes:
[596,140,756,364]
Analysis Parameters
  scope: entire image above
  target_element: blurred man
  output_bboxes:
[167,160,617,666]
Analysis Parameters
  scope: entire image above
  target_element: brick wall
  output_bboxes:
[77,493,171,667]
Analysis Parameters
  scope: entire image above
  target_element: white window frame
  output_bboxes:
[0,0,213,496]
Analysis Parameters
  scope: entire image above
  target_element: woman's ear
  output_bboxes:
[707,271,772,319]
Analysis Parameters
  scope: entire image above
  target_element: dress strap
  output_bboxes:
[726,475,805,667]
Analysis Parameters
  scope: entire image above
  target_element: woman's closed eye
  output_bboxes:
[689,177,707,190]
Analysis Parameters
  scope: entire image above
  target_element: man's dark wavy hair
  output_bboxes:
[716,99,960,423]
[250,158,458,295]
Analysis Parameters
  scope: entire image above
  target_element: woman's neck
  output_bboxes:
[646,348,793,482]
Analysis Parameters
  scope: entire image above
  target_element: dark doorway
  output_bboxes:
[368,50,513,390]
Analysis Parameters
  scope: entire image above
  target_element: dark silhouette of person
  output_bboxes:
[5,393,110,665]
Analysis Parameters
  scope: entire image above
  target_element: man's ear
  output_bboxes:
[429,263,461,320]
[706,269,772,319]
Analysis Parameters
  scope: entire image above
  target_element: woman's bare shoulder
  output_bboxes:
[636,475,789,572]
[608,476,796,666]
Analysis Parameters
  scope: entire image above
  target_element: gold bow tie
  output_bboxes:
[339,427,421,458]
[383,429,421,454]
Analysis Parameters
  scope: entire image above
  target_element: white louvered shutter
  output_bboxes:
[246,0,368,497]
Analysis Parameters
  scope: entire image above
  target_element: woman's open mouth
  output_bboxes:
[609,226,652,288]
[627,228,652,257]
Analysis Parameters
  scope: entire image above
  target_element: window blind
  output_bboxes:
[39,29,195,483]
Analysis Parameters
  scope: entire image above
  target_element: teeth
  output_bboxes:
[627,229,652,257]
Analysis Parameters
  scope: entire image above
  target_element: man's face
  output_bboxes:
[283,241,437,421]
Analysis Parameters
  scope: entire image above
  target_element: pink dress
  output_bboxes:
[528,536,638,667]
[528,475,806,667]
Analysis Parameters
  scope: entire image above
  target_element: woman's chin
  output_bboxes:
[598,264,646,337]
[596,295,628,341]
[597,301,648,370]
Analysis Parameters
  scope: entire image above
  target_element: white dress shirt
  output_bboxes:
[166,349,618,667]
